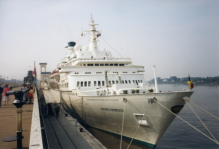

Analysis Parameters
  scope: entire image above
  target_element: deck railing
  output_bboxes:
[57,57,132,67]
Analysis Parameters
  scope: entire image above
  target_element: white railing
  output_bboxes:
[29,89,43,149]
[57,57,132,67]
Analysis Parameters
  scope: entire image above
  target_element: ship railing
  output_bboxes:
[80,88,106,93]
[57,57,132,67]
[70,57,131,66]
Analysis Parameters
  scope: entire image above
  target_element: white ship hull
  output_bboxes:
[45,89,193,148]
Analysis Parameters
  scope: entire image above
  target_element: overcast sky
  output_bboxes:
[0,0,218,81]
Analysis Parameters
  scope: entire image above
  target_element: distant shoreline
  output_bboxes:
[151,82,217,86]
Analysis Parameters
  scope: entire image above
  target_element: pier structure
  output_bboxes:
[39,63,51,89]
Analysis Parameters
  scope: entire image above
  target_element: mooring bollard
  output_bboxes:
[2,90,25,149]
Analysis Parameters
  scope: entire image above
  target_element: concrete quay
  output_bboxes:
[0,86,106,149]
[0,87,33,149]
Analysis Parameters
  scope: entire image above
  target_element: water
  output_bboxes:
[83,84,219,149]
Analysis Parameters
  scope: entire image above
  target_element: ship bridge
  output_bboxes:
[52,17,147,95]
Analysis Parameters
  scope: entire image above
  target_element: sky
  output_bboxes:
[0,0,218,81]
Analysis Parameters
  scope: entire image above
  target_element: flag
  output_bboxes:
[33,61,37,78]
[188,75,194,89]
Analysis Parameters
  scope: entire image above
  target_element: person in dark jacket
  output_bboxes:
[0,83,3,107]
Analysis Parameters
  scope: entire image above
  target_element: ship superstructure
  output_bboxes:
[45,17,194,148]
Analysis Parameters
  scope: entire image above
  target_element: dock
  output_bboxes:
[0,87,33,149]
[0,86,106,149]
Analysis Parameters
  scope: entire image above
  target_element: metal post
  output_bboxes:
[17,108,23,148]
[153,65,159,93]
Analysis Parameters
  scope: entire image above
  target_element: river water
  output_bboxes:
[83,84,219,149]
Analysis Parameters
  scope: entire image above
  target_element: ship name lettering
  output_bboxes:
[101,108,123,112]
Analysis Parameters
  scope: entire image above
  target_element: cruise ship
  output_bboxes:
[43,17,194,148]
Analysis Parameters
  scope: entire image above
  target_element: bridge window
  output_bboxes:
[105,64,109,66]
[122,80,124,84]
[100,64,104,66]
[110,64,113,66]
[102,81,105,86]
[95,64,99,66]
[96,72,102,74]
[133,80,135,84]
[116,80,119,84]
[75,72,79,74]
[119,64,124,66]
[88,81,91,87]
[135,80,138,85]
[114,64,118,66]
[85,72,91,74]
[77,81,80,87]
[112,80,115,84]
[88,64,93,66]
[98,81,101,86]
[123,72,127,73]
[84,81,87,87]
[81,82,83,87]
[128,80,131,84]
[94,81,97,86]
[125,80,128,84]
[109,81,111,85]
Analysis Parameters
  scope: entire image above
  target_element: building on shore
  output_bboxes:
[24,70,36,85]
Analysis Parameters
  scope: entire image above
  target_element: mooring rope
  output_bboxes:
[156,100,219,145]
[127,103,151,149]
[189,101,219,121]
[100,36,152,81]
[76,35,85,42]
[185,100,219,143]
[120,100,127,149]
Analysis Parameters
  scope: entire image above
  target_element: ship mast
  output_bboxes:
[88,15,99,57]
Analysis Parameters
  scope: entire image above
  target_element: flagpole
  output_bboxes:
[153,65,159,93]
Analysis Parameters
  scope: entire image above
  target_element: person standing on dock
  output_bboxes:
[26,84,30,103]
[28,87,34,104]
[3,84,10,106]
[0,84,3,107]
[21,84,27,103]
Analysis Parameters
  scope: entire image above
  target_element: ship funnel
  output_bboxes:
[68,42,76,47]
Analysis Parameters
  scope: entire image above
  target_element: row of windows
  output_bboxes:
[76,80,143,87]
[81,63,125,66]
[75,72,136,74]
[77,81,91,87]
